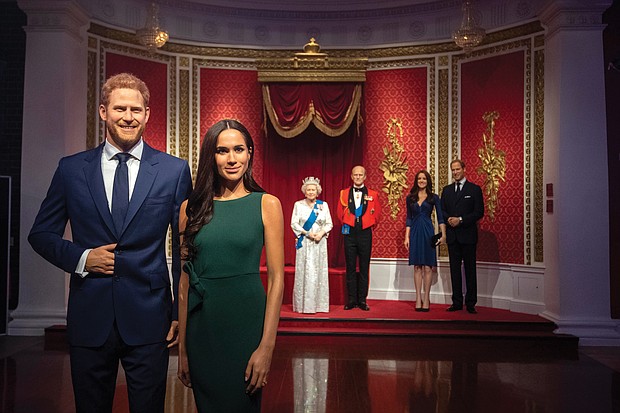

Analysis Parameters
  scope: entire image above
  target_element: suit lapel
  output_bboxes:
[347,187,355,213]
[361,186,368,215]
[121,143,159,235]
[84,144,116,236]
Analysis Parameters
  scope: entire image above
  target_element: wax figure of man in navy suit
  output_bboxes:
[29,73,193,413]
[337,165,381,311]
[440,159,484,314]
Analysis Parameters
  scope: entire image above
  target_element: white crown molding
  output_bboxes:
[17,0,90,41]
[538,0,612,37]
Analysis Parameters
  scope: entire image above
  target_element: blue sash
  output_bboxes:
[342,203,363,235]
[296,200,323,249]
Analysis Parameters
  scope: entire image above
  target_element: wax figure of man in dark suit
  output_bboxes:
[440,159,484,314]
[28,73,193,413]
[337,165,381,311]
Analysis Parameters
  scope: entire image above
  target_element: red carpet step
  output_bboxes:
[44,299,578,356]
[277,299,578,356]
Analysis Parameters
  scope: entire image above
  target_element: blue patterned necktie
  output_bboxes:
[112,153,132,236]
[456,181,461,193]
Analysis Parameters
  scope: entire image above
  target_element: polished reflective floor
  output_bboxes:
[1,335,620,412]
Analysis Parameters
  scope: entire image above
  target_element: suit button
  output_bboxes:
[114,276,120,282]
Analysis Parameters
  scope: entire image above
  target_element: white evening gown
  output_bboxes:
[290,200,333,313]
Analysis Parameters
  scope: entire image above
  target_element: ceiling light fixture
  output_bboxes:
[453,0,485,53]
[136,3,168,51]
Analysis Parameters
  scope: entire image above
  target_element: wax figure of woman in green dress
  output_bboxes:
[177,119,285,412]
[404,170,446,312]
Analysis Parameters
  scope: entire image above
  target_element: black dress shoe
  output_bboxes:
[467,307,477,314]
[344,303,357,310]
[358,302,370,311]
[446,305,462,312]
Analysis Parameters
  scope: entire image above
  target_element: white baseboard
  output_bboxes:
[368,258,546,315]
[8,309,66,336]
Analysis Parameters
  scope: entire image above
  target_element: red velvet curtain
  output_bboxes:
[261,122,363,267]
[263,83,362,138]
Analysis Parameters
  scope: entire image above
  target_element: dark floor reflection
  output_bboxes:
[1,335,620,412]
[293,357,328,412]
[266,336,620,413]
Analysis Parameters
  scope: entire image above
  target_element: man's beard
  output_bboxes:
[106,120,145,148]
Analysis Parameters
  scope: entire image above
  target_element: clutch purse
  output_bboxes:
[430,233,442,247]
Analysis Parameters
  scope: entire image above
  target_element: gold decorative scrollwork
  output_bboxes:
[477,111,506,221]
[256,38,367,82]
[379,118,409,220]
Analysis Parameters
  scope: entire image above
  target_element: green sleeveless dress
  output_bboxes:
[184,192,266,412]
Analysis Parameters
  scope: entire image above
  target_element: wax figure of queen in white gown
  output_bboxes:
[291,177,333,313]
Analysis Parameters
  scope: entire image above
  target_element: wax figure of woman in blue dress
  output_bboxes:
[404,170,446,312]
[177,119,285,412]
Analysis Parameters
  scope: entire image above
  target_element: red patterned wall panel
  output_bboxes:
[199,68,265,183]
[105,53,168,152]
[364,67,429,259]
[461,51,525,264]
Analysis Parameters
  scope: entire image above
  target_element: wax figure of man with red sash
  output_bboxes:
[337,165,381,311]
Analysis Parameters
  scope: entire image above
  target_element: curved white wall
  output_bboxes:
[12,0,620,345]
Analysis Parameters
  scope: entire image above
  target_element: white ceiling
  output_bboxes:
[78,0,542,47]
[156,0,451,12]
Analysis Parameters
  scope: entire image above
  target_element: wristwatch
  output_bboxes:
[459,217,463,224]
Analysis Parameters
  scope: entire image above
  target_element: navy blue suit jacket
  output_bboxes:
[29,142,192,347]
[440,180,484,245]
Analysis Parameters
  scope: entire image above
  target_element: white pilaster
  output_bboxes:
[539,0,620,345]
[11,0,90,335]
